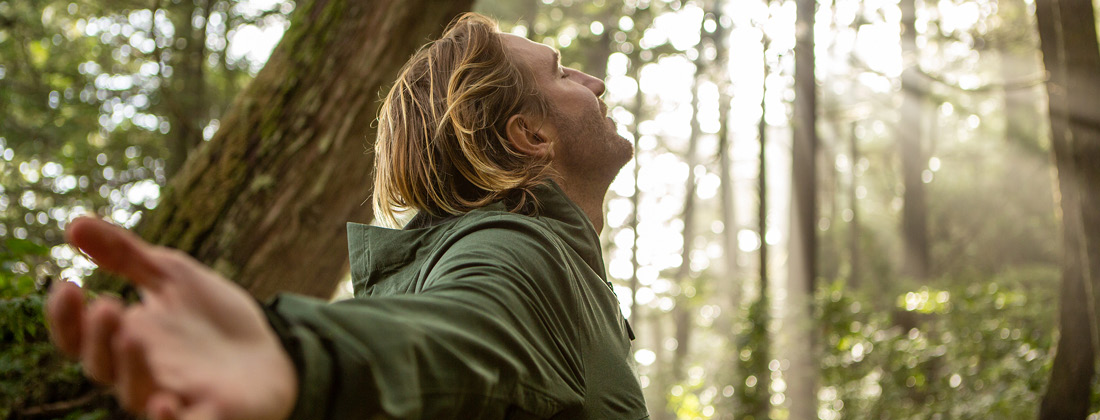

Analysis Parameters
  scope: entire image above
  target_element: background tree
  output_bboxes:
[786,0,819,417]
[1036,0,1100,417]
[897,0,929,282]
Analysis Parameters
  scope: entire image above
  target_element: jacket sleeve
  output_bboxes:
[264,220,587,420]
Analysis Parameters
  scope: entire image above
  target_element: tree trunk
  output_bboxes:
[583,7,615,81]
[787,0,819,417]
[848,121,860,289]
[713,0,740,318]
[628,60,645,332]
[1036,0,1100,418]
[163,0,210,178]
[133,0,474,300]
[898,0,930,281]
[737,28,772,420]
[670,13,711,384]
[998,0,1044,155]
[659,25,708,420]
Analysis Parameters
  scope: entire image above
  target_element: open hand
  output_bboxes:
[46,217,298,420]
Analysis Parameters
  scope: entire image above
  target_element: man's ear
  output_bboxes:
[505,114,554,159]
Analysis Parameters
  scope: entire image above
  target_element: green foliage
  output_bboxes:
[1,0,289,413]
[0,291,106,419]
[0,0,289,282]
[733,297,771,420]
[819,266,1077,419]
[0,238,49,300]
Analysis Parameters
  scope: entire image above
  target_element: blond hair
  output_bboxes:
[372,13,553,227]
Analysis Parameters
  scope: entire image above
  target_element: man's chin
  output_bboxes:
[611,135,634,169]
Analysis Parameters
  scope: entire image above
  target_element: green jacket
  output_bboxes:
[264,182,649,419]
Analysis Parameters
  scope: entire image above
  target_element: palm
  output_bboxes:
[47,217,297,420]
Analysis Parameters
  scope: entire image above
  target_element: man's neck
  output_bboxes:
[555,177,608,234]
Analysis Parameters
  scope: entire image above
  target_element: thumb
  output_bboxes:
[66,217,165,290]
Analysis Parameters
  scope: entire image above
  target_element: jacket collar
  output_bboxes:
[346,181,607,295]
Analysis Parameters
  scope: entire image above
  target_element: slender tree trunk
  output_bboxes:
[787,0,819,417]
[848,121,860,289]
[672,76,700,382]
[713,0,740,317]
[628,89,642,332]
[1036,0,1100,417]
[164,0,210,177]
[667,32,710,415]
[628,59,645,332]
[584,7,615,81]
[740,47,773,420]
[520,0,540,40]
[998,0,1044,155]
[122,0,474,299]
[737,27,772,420]
[898,0,930,281]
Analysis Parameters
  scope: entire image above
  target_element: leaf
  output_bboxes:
[28,40,49,67]
[4,238,50,258]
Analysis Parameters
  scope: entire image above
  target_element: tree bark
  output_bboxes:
[1036,0,1100,418]
[133,0,474,300]
[898,0,930,281]
[787,0,819,417]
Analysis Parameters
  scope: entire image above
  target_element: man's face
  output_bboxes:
[500,34,633,184]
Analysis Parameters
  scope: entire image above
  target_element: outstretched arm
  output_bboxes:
[46,217,298,420]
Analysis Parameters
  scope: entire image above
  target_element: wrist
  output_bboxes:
[268,333,299,420]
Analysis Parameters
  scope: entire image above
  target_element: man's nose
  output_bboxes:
[582,71,606,96]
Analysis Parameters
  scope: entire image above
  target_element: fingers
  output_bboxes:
[66,217,165,290]
[46,281,86,357]
[146,392,183,420]
[113,319,157,414]
[81,296,123,384]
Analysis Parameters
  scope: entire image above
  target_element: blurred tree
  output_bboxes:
[1035,0,1100,418]
[847,121,860,290]
[787,0,820,418]
[161,0,208,177]
[736,14,771,420]
[897,0,930,282]
[996,0,1044,156]
[670,0,709,387]
[712,1,738,315]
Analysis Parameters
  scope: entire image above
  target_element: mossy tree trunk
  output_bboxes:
[93,0,474,300]
[1036,0,1100,418]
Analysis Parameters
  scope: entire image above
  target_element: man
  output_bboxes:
[47,12,647,419]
